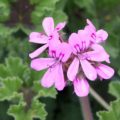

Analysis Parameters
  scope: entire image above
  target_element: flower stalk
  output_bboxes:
[79,96,94,120]
[90,87,110,110]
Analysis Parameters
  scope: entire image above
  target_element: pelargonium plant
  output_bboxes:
[29,17,114,97]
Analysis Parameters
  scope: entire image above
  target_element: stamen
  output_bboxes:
[91,33,96,40]
[74,44,81,53]
[58,53,64,61]
[56,27,60,30]
[51,50,56,58]
[82,41,86,51]
[48,35,53,40]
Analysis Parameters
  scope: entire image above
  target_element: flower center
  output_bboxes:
[74,42,88,54]
[51,50,64,62]
[48,52,64,70]
[78,53,87,60]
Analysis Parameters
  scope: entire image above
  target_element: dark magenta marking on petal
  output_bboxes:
[48,35,53,40]
[51,50,56,58]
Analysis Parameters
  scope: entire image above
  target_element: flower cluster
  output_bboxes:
[29,17,114,97]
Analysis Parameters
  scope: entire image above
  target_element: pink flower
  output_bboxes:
[29,17,66,59]
[68,32,109,81]
[67,32,114,96]
[84,19,108,43]
[73,76,90,97]
[31,43,71,91]
[29,17,115,97]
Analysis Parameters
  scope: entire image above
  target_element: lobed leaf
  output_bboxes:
[0,77,23,101]
[0,57,30,81]
[0,0,10,22]
[31,0,60,25]
[33,81,57,99]
[108,81,120,98]
[8,99,47,120]
[97,80,120,120]
[97,99,120,120]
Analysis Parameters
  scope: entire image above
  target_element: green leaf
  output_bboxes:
[0,24,17,37]
[31,0,60,25]
[56,0,68,10]
[118,69,120,76]
[97,99,120,120]
[30,0,41,5]
[30,70,45,82]
[109,81,120,98]
[0,36,33,62]
[0,56,57,120]
[97,80,120,120]
[74,0,96,16]
[0,77,23,101]
[0,57,30,81]
[33,81,57,99]
[0,0,10,22]
[8,99,47,120]
[52,10,68,25]
[95,0,120,14]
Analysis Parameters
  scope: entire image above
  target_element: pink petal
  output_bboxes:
[96,29,108,43]
[29,32,48,44]
[67,58,79,81]
[78,30,90,50]
[85,44,110,63]
[86,19,96,31]
[84,24,96,37]
[51,31,59,41]
[84,19,97,43]
[30,58,55,71]
[41,68,55,88]
[29,44,48,59]
[48,31,60,50]
[55,22,66,31]
[69,33,79,45]
[55,63,66,91]
[69,33,80,54]
[49,42,71,62]
[57,42,71,62]
[80,59,97,81]
[96,64,114,79]
[92,44,110,63]
[49,42,60,58]
[73,78,90,97]
[42,17,54,36]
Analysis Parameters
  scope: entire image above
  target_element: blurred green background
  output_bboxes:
[0,0,120,120]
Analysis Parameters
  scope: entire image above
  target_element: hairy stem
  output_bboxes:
[79,96,94,120]
[90,87,110,110]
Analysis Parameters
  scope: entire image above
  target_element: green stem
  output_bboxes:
[90,87,110,110]
[79,96,94,120]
